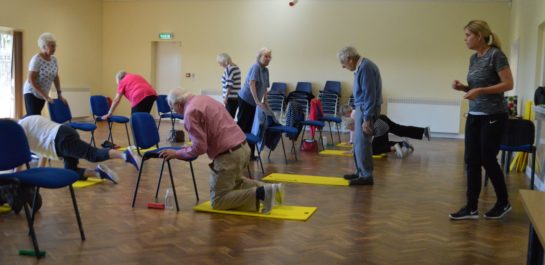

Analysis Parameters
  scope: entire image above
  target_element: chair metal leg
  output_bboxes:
[30,186,40,227]
[23,202,42,259]
[90,131,96,148]
[291,139,298,161]
[327,121,334,145]
[68,185,85,241]
[318,128,325,152]
[154,160,166,199]
[131,160,146,207]
[157,118,162,131]
[268,148,273,161]
[257,146,265,174]
[166,160,180,211]
[299,125,307,149]
[124,123,131,146]
[280,136,288,164]
[189,161,199,202]
[107,122,114,144]
[336,122,341,143]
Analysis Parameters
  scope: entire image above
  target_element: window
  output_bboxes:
[0,30,14,118]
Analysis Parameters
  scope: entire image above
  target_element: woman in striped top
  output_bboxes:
[217,53,241,118]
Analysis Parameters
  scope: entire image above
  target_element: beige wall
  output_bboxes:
[102,0,511,123]
[0,0,103,104]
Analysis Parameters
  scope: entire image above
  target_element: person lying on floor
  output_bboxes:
[17,115,140,183]
[342,105,430,158]
[158,88,284,214]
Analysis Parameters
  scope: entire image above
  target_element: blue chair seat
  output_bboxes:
[300,120,325,128]
[321,116,342,123]
[3,168,79,189]
[109,116,130,123]
[245,133,260,144]
[500,144,534,152]
[68,122,97,132]
[268,125,299,138]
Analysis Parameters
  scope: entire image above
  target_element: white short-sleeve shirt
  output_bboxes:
[23,54,58,99]
[18,115,61,160]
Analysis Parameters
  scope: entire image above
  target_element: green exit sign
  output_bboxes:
[159,33,174,40]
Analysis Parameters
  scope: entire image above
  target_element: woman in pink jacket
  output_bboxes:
[101,71,157,119]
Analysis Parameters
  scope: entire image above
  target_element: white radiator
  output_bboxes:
[387,97,461,134]
[54,88,91,118]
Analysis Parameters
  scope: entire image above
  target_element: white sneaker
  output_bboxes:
[274,183,284,205]
[262,184,275,214]
[96,164,119,184]
[394,143,404,158]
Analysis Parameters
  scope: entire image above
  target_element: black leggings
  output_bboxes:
[225,98,239,118]
[24,93,46,116]
[372,114,425,154]
[237,96,257,155]
[465,113,508,209]
[131,95,157,114]
[54,125,110,178]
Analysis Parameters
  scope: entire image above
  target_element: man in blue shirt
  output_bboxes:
[338,46,383,185]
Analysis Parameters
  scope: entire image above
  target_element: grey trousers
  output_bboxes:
[209,144,263,211]
[353,106,374,179]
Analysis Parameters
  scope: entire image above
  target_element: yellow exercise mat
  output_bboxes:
[73,177,106,188]
[319,149,386,158]
[0,203,11,214]
[193,201,317,221]
[117,146,157,152]
[262,173,349,186]
[336,142,353,148]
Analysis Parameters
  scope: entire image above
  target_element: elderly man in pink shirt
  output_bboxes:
[158,88,284,214]
[102,71,158,119]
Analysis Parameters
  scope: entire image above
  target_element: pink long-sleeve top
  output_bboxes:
[175,95,246,160]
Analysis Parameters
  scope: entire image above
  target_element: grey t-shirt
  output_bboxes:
[23,54,58,99]
[467,47,509,114]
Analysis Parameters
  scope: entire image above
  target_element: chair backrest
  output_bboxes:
[535,86,545,105]
[48,99,72,124]
[156,95,171,115]
[295,82,313,95]
[0,119,31,170]
[90,95,110,117]
[270,82,288,95]
[323,81,341,96]
[131,112,160,149]
[502,119,535,147]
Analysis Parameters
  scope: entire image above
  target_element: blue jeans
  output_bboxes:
[353,106,374,179]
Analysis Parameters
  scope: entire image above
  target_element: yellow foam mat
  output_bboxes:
[194,201,316,221]
[73,177,106,188]
[336,142,353,148]
[319,149,386,158]
[262,173,349,186]
[117,146,157,152]
[0,203,11,214]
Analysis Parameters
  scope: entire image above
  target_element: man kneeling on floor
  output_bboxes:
[158,88,283,214]
[18,115,140,183]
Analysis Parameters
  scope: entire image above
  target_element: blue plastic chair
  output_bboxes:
[295,82,313,95]
[245,133,264,176]
[268,82,288,116]
[48,99,98,147]
[130,113,199,211]
[89,95,131,147]
[0,119,84,258]
[156,95,184,139]
[319,81,342,144]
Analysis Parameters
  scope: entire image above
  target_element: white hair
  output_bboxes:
[115,71,127,84]
[256,47,272,62]
[167,88,192,109]
[337,46,360,64]
[217,53,232,66]
[37,32,56,50]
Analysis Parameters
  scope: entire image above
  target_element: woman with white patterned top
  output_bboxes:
[23,32,66,115]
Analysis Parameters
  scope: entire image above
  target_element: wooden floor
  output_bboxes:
[0,122,534,265]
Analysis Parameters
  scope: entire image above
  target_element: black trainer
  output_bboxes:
[484,203,512,220]
[349,177,374,186]
[449,206,479,220]
[343,174,359,180]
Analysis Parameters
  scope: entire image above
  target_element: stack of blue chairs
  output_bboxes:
[319,81,342,144]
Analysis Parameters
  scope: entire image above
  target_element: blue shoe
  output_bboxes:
[124,148,140,171]
[96,164,119,184]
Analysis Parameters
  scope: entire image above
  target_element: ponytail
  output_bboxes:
[488,32,502,50]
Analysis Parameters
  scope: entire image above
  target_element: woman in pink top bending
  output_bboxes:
[101,71,158,119]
